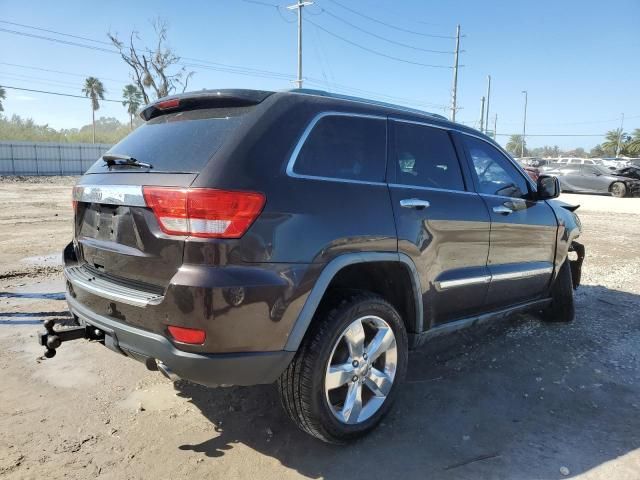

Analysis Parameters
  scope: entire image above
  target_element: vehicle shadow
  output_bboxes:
[174,285,640,479]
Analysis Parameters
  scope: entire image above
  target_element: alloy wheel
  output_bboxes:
[324,315,398,425]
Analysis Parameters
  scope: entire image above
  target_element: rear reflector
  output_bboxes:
[142,187,265,238]
[167,325,206,344]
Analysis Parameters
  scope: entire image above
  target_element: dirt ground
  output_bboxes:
[0,178,639,480]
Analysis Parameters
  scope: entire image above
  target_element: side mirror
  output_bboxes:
[536,174,560,200]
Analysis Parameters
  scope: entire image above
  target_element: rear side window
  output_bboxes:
[86,107,253,174]
[293,115,386,182]
[392,121,465,191]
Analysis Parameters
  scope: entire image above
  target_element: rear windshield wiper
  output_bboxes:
[102,153,153,169]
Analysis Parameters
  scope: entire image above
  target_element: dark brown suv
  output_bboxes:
[45,89,584,443]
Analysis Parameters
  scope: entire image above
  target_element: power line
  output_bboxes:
[0,23,295,81]
[0,27,117,53]
[327,0,455,39]
[239,0,297,23]
[0,72,90,90]
[1,20,451,109]
[0,19,114,46]
[316,8,454,54]
[305,18,452,68]
[0,85,122,103]
[0,62,129,84]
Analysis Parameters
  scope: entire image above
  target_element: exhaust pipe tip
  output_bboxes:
[156,360,180,382]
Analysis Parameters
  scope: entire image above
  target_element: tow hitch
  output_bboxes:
[38,318,104,358]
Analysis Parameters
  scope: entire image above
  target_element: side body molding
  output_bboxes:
[284,252,423,352]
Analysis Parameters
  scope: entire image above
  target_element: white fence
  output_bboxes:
[0,141,113,175]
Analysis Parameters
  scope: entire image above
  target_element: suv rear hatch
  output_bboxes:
[73,91,271,291]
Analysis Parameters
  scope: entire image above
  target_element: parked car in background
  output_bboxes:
[615,165,640,181]
[626,158,640,168]
[546,164,640,197]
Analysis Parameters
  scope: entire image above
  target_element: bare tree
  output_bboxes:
[108,19,194,104]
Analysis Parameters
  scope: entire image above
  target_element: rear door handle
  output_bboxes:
[493,205,513,215]
[400,198,430,209]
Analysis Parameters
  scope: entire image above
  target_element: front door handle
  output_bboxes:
[493,205,513,215]
[400,198,430,209]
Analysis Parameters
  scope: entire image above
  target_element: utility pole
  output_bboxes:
[287,0,313,89]
[479,96,485,133]
[484,75,491,135]
[521,90,528,158]
[450,24,461,122]
[493,114,497,140]
[616,112,625,157]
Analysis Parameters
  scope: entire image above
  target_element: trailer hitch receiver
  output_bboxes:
[38,318,103,358]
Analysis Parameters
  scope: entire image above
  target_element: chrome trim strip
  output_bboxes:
[436,265,553,290]
[387,183,478,196]
[436,275,491,290]
[491,267,553,282]
[390,117,451,131]
[73,185,147,207]
[64,266,163,308]
[286,111,387,186]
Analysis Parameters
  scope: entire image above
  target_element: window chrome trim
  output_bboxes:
[73,185,147,207]
[389,117,452,131]
[285,111,388,186]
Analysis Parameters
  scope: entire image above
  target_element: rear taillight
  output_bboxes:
[155,98,180,110]
[167,325,206,344]
[142,187,265,238]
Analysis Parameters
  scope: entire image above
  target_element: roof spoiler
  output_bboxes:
[140,89,274,121]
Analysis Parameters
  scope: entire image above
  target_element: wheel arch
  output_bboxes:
[284,252,423,352]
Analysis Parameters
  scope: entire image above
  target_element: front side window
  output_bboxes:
[462,136,530,198]
[293,115,386,182]
[393,121,465,191]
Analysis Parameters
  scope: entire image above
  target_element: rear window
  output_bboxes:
[86,107,252,174]
[292,115,386,182]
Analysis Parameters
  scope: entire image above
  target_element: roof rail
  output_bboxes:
[289,88,448,121]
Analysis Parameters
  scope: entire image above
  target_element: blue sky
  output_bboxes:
[1,0,639,149]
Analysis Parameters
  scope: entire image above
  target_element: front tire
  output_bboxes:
[278,293,408,444]
[542,260,575,323]
[610,181,627,198]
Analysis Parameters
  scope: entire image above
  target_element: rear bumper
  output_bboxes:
[67,294,295,387]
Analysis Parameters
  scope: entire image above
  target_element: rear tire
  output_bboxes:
[610,181,627,198]
[542,260,575,323]
[278,293,408,444]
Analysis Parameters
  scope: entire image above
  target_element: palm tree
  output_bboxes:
[627,129,640,156]
[122,84,143,130]
[602,129,629,157]
[82,77,105,143]
[506,134,526,157]
[0,86,6,112]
